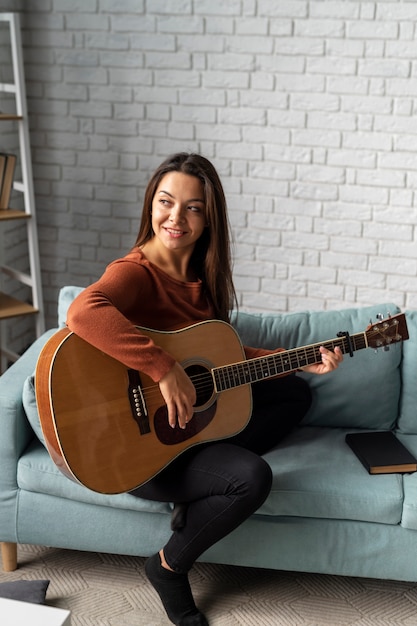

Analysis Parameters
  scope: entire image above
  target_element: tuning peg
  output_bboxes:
[376,313,384,321]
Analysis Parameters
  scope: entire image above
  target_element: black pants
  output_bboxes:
[131,375,312,573]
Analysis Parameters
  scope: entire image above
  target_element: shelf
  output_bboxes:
[0,83,17,94]
[0,209,31,220]
[0,12,45,371]
[0,292,38,320]
[0,113,22,121]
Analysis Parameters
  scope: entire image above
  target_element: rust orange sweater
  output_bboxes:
[67,248,281,382]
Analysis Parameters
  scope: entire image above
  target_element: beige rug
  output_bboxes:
[1,544,417,625]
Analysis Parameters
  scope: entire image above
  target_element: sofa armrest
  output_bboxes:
[0,330,56,541]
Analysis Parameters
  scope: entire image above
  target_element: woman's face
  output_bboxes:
[151,171,207,253]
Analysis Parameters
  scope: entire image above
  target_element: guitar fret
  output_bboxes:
[223,366,232,389]
[278,353,292,372]
[233,364,242,387]
[229,366,239,386]
[290,352,300,370]
[216,368,227,391]
[354,336,366,350]
[244,363,253,384]
[259,358,272,379]
[299,347,309,368]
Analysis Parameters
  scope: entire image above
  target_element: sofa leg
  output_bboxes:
[1,542,17,571]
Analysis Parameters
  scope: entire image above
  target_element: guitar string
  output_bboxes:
[138,326,400,401]
[138,341,345,400]
[131,325,402,404]
[142,334,360,399]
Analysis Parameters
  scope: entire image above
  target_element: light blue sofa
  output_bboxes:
[1,287,417,582]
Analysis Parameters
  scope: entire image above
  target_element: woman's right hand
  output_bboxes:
[158,362,196,429]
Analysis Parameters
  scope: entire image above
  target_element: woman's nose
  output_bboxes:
[169,205,185,222]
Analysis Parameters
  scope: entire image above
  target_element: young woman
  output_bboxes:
[67,153,342,626]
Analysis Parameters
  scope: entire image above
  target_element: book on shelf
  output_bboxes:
[0,154,7,182]
[0,154,8,198]
[346,431,417,475]
[0,153,17,210]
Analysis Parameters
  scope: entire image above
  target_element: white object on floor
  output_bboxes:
[0,598,71,625]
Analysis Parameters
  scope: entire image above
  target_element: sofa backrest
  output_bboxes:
[397,309,417,434]
[233,303,403,431]
[58,285,85,327]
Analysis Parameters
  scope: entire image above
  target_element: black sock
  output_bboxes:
[145,553,208,626]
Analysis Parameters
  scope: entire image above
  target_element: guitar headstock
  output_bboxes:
[366,313,409,350]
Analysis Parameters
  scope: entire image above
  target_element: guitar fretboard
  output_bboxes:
[212,332,367,392]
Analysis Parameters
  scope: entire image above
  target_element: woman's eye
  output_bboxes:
[188,205,201,212]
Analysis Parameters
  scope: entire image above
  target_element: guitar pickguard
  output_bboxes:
[154,402,217,445]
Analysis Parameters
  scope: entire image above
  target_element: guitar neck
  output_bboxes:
[213,331,367,392]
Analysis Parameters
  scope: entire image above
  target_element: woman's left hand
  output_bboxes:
[301,346,343,375]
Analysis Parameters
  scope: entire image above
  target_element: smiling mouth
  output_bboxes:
[165,228,186,237]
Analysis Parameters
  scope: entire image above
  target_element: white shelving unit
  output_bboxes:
[0,12,44,371]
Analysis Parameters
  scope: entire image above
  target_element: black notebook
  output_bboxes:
[346,431,417,475]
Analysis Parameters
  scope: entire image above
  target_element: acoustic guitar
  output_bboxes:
[35,313,408,494]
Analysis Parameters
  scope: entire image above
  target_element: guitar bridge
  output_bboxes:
[127,370,150,434]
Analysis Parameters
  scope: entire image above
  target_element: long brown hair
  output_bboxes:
[135,153,236,322]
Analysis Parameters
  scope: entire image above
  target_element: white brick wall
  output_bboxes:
[2,0,417,348]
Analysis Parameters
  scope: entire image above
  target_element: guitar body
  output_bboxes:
[35,320,252,494]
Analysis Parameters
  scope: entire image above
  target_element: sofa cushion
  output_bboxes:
[17,441,172,515]
[259,426,404,525]
[18,429,404,526]
[397,310,417,434]
[233,303,402,430]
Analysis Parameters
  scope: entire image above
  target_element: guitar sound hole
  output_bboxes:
[184,364,214,409]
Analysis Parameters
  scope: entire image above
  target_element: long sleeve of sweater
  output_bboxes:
[67,249,285,383]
